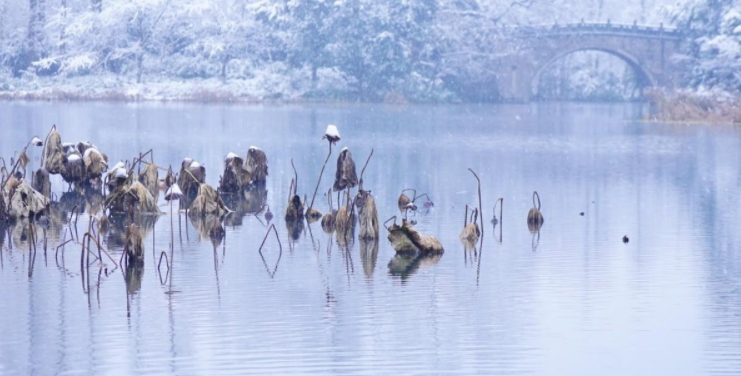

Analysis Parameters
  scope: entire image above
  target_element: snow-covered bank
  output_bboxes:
[646,89,741,124]
[0,69,436,103]
[0,72,315,103]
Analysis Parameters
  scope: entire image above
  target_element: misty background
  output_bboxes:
[0,0,737,102]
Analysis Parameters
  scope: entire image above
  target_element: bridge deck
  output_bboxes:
[511,22,681,40]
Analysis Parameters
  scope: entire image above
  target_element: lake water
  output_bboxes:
[1,102,741,375]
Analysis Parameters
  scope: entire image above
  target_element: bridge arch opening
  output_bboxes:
[531,48,658,101]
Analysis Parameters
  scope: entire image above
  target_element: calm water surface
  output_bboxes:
[1,102,741,375]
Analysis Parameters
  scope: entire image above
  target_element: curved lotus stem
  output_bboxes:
[358,149,374,190]
[291,158,298,196]
[533,191,541,210]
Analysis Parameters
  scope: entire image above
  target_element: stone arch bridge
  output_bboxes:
[497,22,685,101]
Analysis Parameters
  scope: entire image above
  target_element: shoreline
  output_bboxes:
[0,75,645,106]
[645,89,741,124]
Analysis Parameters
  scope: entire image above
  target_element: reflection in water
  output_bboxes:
[125,265,144,296]
[3,103,741,374]
[106,214,159,249]
[189,213,225,248]
[359,238,378,278]
[388,251,443,281]
[527,215,543,252]
[258,224,282,279]
[221,185,268,227]
[285,218,305,242]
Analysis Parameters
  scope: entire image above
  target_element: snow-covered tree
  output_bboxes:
[669,0,741,91]
[0,0,684,101]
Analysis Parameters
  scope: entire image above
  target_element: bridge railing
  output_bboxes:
[511,21,681,39]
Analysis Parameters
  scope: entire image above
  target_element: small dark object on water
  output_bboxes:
[580,212,584,216]
[265,206,273,221]
[623,235,629,244]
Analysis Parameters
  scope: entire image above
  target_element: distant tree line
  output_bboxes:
[0,0,716,102]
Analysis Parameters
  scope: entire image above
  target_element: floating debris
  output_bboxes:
[623,235,630,244]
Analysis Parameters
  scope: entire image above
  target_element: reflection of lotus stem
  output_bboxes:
[308,142,332,214]
[259,224,282,252]
[493,198,503,242]
[170,199,174,250]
